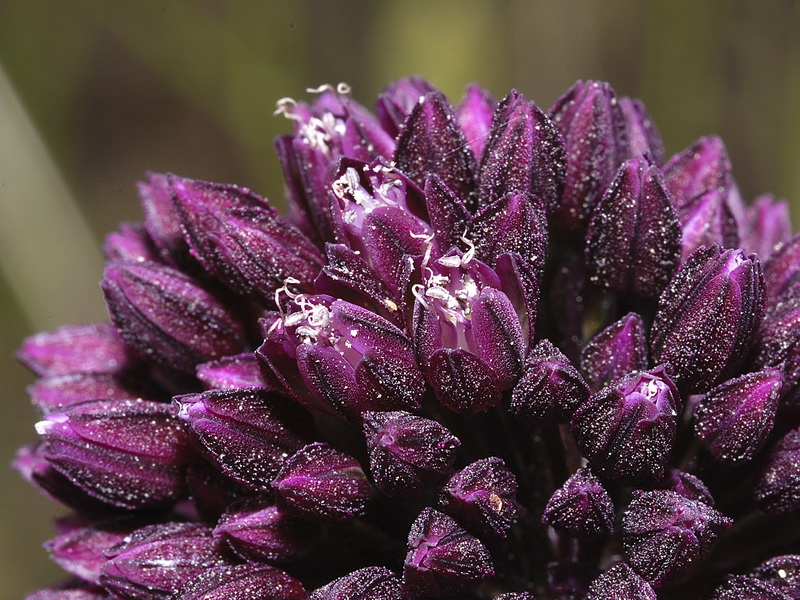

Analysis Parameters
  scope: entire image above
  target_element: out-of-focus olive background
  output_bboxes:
[0,0,798,596]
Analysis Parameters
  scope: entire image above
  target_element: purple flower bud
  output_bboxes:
[580,313,649,393]
[676,185,740,262]
[742,194,792,259]
[656,468,715,505]
[363,411,459,496]
[755,428,800,516]
[763,232,800,304]
[650,244,764,393]
[619,97,665,164]
[196,353,266,390]
[662,136,731,210]
[310,567,402,600]
[36,399,192,510]
[18,324,136,378]
[425,173,471,252]
[173,564,307,600]
[753,296,800,401]
[478,90,565,214]
[585,156,681,297]
[510,339,589,422]
[708,575,793,600]
[549,80,630,230]
[26,586,109,600]
[375,76,437,139]
[272,442,370,521]
[571,365,681,483]
[102,261,245,375]
[402,507,494,597]
[622,490,732,586]
[694,367,782,463]
[214,497,320,563]
[28,372,151,414]
[394,91,477,207]
[100,522,231,599]
[584,563,657,600]
[169,175,324,305]
[103,223,158,263]
[176,387,313,490]
[457,84,495,161]
[752,555,800,599]
[542,467,614,537]
[438,457,518,538]
[139,172,188,265]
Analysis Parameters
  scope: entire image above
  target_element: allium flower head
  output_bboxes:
[16,77,800,599]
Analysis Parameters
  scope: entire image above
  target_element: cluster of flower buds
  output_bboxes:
[17,77,800,599]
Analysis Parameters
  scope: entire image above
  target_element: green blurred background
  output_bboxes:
[0,0,798,596]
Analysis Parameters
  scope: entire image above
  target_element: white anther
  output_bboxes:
[437,255,462,268]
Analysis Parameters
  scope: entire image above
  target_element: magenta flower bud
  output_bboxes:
[662,136,731,210]
[402,507,494,597]
[169,175,324,305]
[542,467,614,537]
[375,76,436,139]
[213,497,320,563]
[549,80,630,230]
[708,575,793,600]
[510,339,589,422]
[425,173,471,253]
[622,490,732,586]
[394,91,477,207]
[196,353,266,390]
[619,97,665,164]
[478,90,565,214]
[764,232,800,304]
[102,261,245,374]
[656,468,715,505]
[585,156,682,297]
[310,567,402,600]
[752,555,800,599]
[174,564,306,600]
[584,563,657,600]
[676,185,740,261]
[362,411,459,497]
[753,296,800,403]
[28,372,150,414]
[438,457,518,538]
[755,428,800,516]
[571,365,680,483]
[99,522,231,599]
[272,442,370,521]
[742,194,792,259]
[139,171,188,265]
[18,324,136,378]
[650,244,764,393]
[457,84,495,161]
[694,367,783,463]
[103,223,158,263]
[580,313,649,393]
[176,387,313,490]
[36,399,191,510]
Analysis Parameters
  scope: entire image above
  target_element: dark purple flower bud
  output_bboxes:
[439,457,518,538]
[457,84,495,161]
[708,575,792,600]
[272,442,370,521]
[763,232,800,304]
[755,428,800,516]
[214,497,320,563]
[394,91,477,207]
[102,261,245,375]
[752,555,800,599]
[260,295,424,420]
[584,564,657,600]
[196,353,266,390]
[694,367,782,463]
[478,90,565,214]
[753,296,800,402]
[363,411,459,497]
[36,399,191,510]
[580,313,649,393]
[571,365,681,483]
[174,564,307,600]
[176,387,313,490]
[103,223,158,263]
[341,99,396,163]
[100,522,231,599]
[46,517,144,585]
[656,468,715,505]
[549,80,630,230]
[542,467,614,537]
[510,339,589,422]
[18,324,136,378]
[650,244,764,393]
[310,567,402,600]
[662,136,731,210]
[676,185,739,262]
[425,173,471,252]
[402,507,494,597]
[139,171,188,264]
[375,76,437,139]
[28,372,150,414]
[585,156,682,297]
[169,175,324,305]
[742,194,792,259]
[619,97,665,164]
[622,490,732,586]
